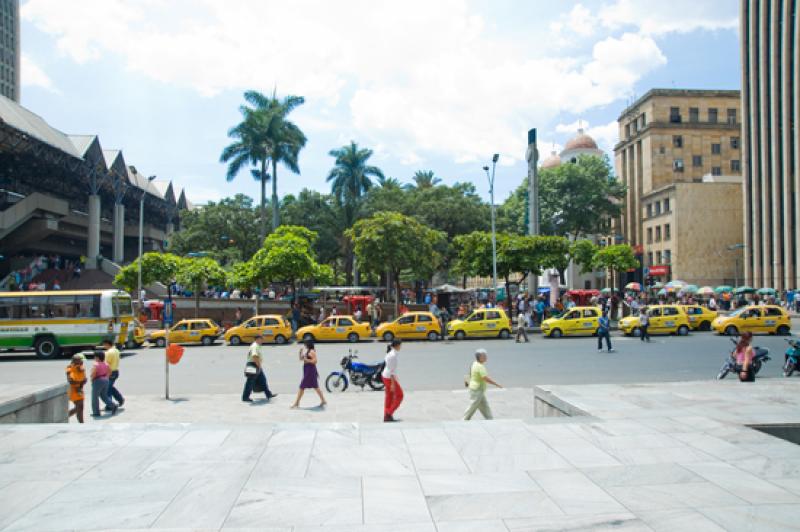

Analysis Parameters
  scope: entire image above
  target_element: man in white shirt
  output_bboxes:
[242,335,277,402]
[381,339,403,422]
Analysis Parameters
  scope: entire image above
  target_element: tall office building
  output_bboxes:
[0,0,19,101]
[741,0,799,290]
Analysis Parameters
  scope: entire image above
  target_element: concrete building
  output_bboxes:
[740,0,799,290]
[613,88,743,284]
[0,95,192,287]
[0,0,18,102]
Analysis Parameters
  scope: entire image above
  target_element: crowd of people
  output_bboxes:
[3,254,82,291]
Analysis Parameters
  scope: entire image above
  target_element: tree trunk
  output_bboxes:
[259,160,268,245]
[255,287,260,314]
[195,292,200,318]
[344,244,353,286]
[394,270,401,319]
[271,159,279,230]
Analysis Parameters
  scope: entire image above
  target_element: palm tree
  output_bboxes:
[376,175,402,189]
[327,141,384,284]
[408,170,441,189]
[220,90,306,242]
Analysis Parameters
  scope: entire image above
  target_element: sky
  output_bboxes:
[18,0,741,205]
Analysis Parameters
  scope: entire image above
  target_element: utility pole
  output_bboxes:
[526,128,539,296]
[483,155,500,300]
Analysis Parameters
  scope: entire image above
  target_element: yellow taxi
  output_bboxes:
[681,305,718,331]
[447,308,513,340]
[541,307,602,338]
[224,315,293,346]
[296,315,372,343]
[150,318,223,347]
[124,319,146,349]
[712,305,791,336]
[376,311,442,342]
[619,305,691,337]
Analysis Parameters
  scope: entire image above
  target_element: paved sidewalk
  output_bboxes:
[1,380,800,530]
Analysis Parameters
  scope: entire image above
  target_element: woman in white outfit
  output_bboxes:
[464,349,502,420]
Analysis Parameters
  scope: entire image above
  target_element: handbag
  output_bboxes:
[244,361,258,377]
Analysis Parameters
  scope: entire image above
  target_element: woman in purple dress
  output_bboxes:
[290,339,327,408]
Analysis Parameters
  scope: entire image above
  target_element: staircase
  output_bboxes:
[0,192,69,240]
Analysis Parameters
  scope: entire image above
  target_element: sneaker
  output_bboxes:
[242,398,253,403]
[383,414,395,422]
[597,349,603,353]
[267,393,278,400]
[118,399,125,407]
[608,348,615,353]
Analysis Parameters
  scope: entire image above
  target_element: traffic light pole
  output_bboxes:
[526,128,539,297]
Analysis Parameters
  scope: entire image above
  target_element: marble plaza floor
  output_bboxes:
[1,380,800,531]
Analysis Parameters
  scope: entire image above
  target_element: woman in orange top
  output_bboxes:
[66,354,87,423]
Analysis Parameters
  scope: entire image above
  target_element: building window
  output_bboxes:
[664,224,671,240]
[659,146,665,154]
[673,158,684,172]
[689,107,699,122]
[664,198,670,212]
[727,108,737,124]
[731,136,740,149]
[655,226,662,242]
[656,251,662,264]
[673,135,683,148]
[646,203,652,218]
[711,143,721,154]
[708,108,718,123]
[731,160,741,172]
[712,166,722,176]
[655,202,662,215]
[647,252,653,266]
[664,250,671,263]
[692,155,702,167]
[647,227,653,243]
[670,107,681,123]
[640,113,646,128]
[625,124,631,138]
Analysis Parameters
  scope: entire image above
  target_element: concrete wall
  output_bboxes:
[0,383,69,423]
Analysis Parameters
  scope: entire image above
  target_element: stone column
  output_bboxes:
[113,203,125,263]
[86,194,101,269]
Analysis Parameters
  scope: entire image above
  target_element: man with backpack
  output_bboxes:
[597,311,613,353]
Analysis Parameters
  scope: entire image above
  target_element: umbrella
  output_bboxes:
[665,280,686,288]
[734,286,756,295]
[683,284,699,294]
[625,282,642,291]
[600,287,613,295]
[757,287,776,296]
[714,285,733,293]
[651,282,664,290]
[657,288,667,296]
[696,286,715,296]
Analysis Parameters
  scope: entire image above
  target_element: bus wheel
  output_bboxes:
[34,336,61,359]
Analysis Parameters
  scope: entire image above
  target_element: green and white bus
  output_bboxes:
[0,289,134,358]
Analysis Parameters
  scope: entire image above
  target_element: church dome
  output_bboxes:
[541,151,561,169]
[564,128,599,151]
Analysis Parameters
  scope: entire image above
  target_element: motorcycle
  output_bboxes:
[325,349,385,393]
[782,337,800,377]
[717,337,770,380]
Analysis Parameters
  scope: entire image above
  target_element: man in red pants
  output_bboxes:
[381,338,403,422]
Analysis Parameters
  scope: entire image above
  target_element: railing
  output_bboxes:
[0,257,46,291]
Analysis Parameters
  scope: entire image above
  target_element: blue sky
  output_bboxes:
[19,0,740,204]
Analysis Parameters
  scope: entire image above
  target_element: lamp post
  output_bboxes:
[483,154,499,300]
[137,175,157,311]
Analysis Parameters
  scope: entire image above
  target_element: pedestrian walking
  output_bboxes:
[463,349,502,420]
[639,307,650,342]
[102,339,124,409]
[90,352,117,417]
[242,334,277,402]
[291,303,301,333]
[234,307,243,326]
[381,339,404,422]
[290,340,327,408]
[66,353,87,423]
[597,311,613,352]
[515,312,529,343]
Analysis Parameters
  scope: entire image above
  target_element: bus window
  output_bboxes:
[0,297,19,319]
[47,296,77,318]
[113,295,133,316]
[76,295,100,317]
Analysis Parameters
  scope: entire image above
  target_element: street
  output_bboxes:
[0,331,795,395]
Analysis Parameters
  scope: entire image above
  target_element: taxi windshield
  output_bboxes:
[729,308,747,317]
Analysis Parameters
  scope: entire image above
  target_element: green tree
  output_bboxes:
[251,225,327,302]
[346,212,445,316]
[280,189,341,268]
[496,180,528,235]
[327,141,385,284]
[407,170,441,189]
[221,90,306,240]
[227,260,267,313]
[168,194,261,265]
[114,252,181,294]
[570,239,599,274]
[592,244,639,291]
[176,257,227,317]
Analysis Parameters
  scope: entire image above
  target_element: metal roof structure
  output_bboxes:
[0,96,81,158]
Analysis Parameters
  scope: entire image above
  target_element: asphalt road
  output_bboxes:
[1,331,797,395]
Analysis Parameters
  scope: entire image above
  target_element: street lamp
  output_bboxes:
[483,153,499,300]
[137,175,157,311]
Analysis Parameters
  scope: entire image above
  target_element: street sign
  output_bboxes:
[163,298,174,326]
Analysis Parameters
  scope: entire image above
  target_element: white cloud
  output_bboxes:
[599,0,739,35]
[550,3,597,47]
[20,53,58,93]
[21,0,701,167]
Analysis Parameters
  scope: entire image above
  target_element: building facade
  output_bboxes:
[614,88,743,284]
[0,0,19,102]
[741,0,799,290]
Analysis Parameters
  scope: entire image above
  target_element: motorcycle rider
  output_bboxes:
[735,332,756,382]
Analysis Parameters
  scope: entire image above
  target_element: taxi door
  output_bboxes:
[466,311,486,335]
[262,317,283,341]
[484,310,503,336]
[647,307,664,333]
[740,307,763,333]
[760,307,784,333]
[242,317,263,343]
[661,306,681,332]
[335,317,356,340]
[170,322,190,343]
[395,314,417,338]
[188,321,207,342]
[318,317,338,339]
[579,308,599,335]
[559,309,581,334]
[416,313,438,337]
